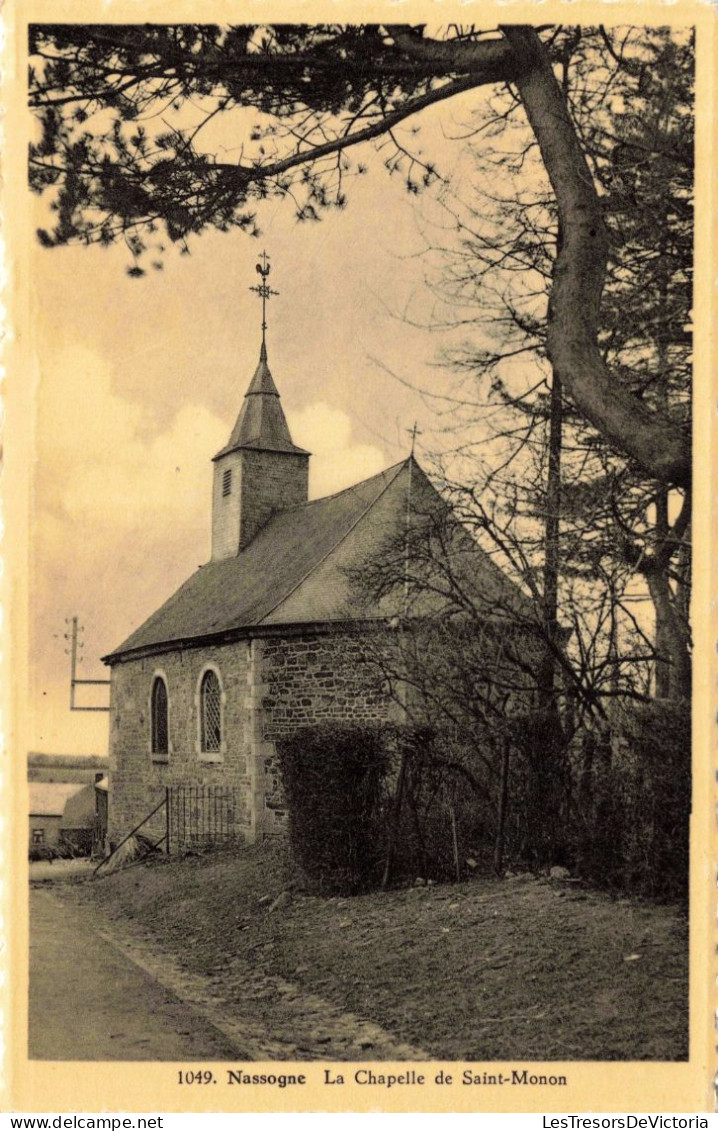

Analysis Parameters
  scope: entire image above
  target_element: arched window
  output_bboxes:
[200,669,222,753]
[151,675,169,755]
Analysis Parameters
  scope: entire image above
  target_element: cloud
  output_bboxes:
[31,345,229,752]
[35,352,387,531]
[289,402,386,498]
[36,344,226,530]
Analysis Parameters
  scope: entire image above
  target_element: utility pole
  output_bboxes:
[64,616,110,712]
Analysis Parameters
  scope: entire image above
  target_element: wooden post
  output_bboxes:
[93,794,167,876]
[494,738,511,875]
[381,748,408,890]
[449,801,460,883]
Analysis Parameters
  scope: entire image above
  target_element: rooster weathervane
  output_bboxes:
[249,250,279,349]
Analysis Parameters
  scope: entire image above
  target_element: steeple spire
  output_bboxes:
[213,254,308,461]
[408,422,422,458]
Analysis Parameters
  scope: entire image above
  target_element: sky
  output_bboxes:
[27,91,487,755]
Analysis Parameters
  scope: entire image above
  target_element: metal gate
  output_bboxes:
[166,785,239,853]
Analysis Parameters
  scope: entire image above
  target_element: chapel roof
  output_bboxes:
[104,457,532,664]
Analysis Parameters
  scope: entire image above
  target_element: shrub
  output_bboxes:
[276,723,391,894]
[571,701,690,900]
[277,722,479,892]
[276,705,690,901]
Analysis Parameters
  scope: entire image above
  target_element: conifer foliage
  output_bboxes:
[28,22,691,486]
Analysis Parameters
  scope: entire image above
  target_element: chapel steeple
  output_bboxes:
[215,339,308,459]
[211,254,310,561]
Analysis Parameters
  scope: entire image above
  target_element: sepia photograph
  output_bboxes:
[6,6,714,1115]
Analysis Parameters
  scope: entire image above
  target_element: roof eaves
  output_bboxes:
[102,625,252,666]
[212,439,311,460]
[103,615,392,665]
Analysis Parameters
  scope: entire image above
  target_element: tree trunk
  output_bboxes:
[647,240,691,702]
[381,747,408,889]
[645,570,692,701]
[500,25,690,489]
[493,737,511,874]
[652,490,672,699]
[675,524,692,628]
[538,370,563,705]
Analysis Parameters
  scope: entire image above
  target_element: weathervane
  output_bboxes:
[249,250,279,350]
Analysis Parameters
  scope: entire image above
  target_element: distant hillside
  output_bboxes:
[27,752,109,784]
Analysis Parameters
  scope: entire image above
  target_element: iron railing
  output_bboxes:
[166,784,239,852]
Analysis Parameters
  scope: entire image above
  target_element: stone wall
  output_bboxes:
[211,449,245,561]
[27,753,109,784]
[238,448,309,549]
[212,447,309,560]
[254,630,397,834]
[28,815,63,849]
[261,631,391,733]
[108,642,254,843]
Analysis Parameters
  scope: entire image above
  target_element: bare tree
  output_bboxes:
[409,26,692,699]
[346,459,666,870]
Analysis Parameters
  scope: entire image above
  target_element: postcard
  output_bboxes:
[3,0,715,1114]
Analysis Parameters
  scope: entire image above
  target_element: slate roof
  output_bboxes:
[27,753,108,770]
[105,458,532,663]
[213,343,309,459]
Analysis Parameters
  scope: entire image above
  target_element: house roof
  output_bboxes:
[61,782,97,827]
[213,342,309,459]
[29,782,86,817]
[104,457,532,664]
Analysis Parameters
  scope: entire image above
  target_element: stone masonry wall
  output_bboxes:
[212,449,309,560]
[211,450,244,561]
[238,449,309,549]
[254,630,398,835]
[108,642,254,844]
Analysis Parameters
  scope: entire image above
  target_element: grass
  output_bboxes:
[68,840,688,1062]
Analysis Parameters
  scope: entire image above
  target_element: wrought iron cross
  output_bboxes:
[408,422,422,457]
[249,250,279,348]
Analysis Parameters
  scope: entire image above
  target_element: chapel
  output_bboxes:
[103,259,527,848]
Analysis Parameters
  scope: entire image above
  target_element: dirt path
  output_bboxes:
[30,888,243,1061]
[30,883,426,1062]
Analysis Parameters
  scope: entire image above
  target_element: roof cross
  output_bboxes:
[408,422,422,457]
[249,251,279,349]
